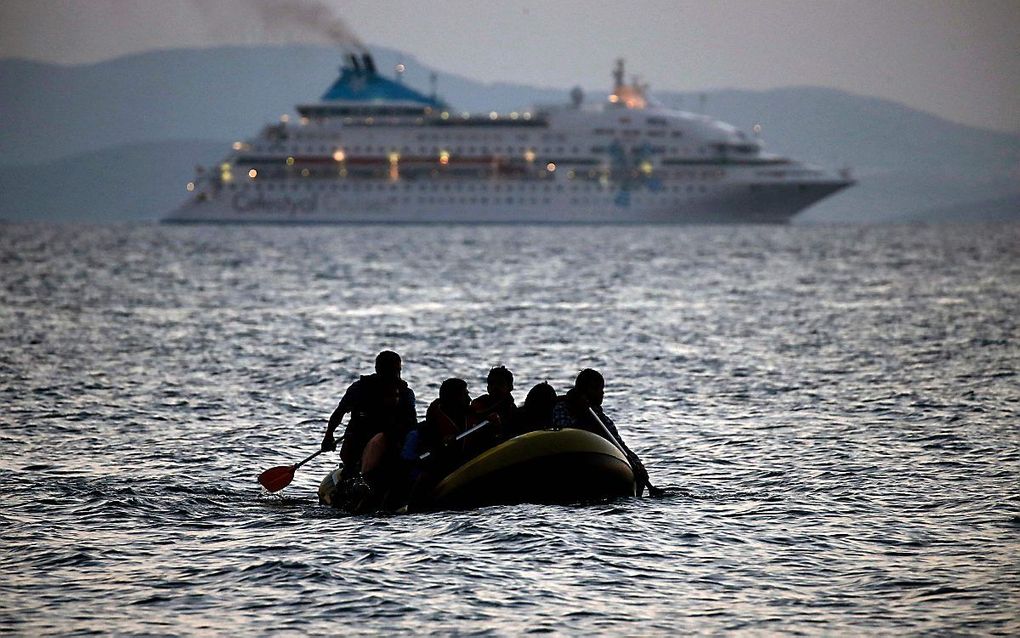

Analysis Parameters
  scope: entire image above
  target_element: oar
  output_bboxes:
[258,436,344,493]
[418,420,492,462]
[587,407,665,497]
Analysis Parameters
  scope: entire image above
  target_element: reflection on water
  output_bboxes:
[1,222,1018,635]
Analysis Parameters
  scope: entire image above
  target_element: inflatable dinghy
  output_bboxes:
[318,428,636,512]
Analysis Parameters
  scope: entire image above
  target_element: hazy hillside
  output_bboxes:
[1,44,1018,223]
[0,140,226,222]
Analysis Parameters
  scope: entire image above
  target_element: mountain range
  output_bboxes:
[2,44,1017,223]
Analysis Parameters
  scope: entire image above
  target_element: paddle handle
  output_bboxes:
[297,435,345,470]
[587,407,628,457]
[293,448,323,470]
[419,420,491,462]
[587,407,662,496]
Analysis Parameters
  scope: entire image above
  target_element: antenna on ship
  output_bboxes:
[430,72,438,101]
[613,59,624,91]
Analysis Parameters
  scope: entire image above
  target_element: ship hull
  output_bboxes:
[164,178,851,225]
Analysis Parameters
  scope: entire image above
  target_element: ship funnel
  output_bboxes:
[349,54,362,73]
[362,54,377,76]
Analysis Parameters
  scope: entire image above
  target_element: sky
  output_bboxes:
[1,0,1018,133]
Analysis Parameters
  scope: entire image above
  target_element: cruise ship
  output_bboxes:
[165,52,853,224]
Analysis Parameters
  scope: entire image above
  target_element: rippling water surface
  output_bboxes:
[2,222,1018,635]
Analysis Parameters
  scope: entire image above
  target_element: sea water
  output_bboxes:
[1,222,1018,635]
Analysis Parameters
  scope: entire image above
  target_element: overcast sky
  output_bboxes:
[2,0,1017,133]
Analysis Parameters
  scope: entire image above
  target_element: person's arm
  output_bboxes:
[599,411,654,495]
[322,380,361,451]
[402,388,418,431]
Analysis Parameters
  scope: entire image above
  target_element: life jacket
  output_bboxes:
[424,399,467,443]
[348,375,414,437]
[470,393,517,426]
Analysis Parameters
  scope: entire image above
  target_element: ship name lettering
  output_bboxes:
[232,192,319,215]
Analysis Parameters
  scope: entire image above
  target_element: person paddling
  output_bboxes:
[552,368,658,496]
[320,350,417,492]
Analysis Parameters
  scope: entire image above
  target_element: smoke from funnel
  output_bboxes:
[251,0,365,52]
[190,0,366,53]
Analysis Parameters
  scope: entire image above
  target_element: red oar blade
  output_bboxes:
[258,465,296,493]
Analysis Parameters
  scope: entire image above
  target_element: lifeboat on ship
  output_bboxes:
[318,428,637,512]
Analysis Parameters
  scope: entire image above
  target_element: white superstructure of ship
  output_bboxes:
[166,51,853,224]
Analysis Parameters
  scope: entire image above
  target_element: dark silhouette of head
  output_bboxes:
[486,365,514,399]
[374,350,402,380]
[574,368,605,407]
[524,382,557,419]
[439,377,470,416]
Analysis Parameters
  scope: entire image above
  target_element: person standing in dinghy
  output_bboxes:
[320,351,417,488]
[552,368,658,496]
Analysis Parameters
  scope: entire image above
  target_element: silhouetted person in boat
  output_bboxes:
[552,368,653,496]
[468,365,517,449]
[418,377,474,456]
[508,382,558,436]
[405,377,475,508]
[321,350,417,490]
